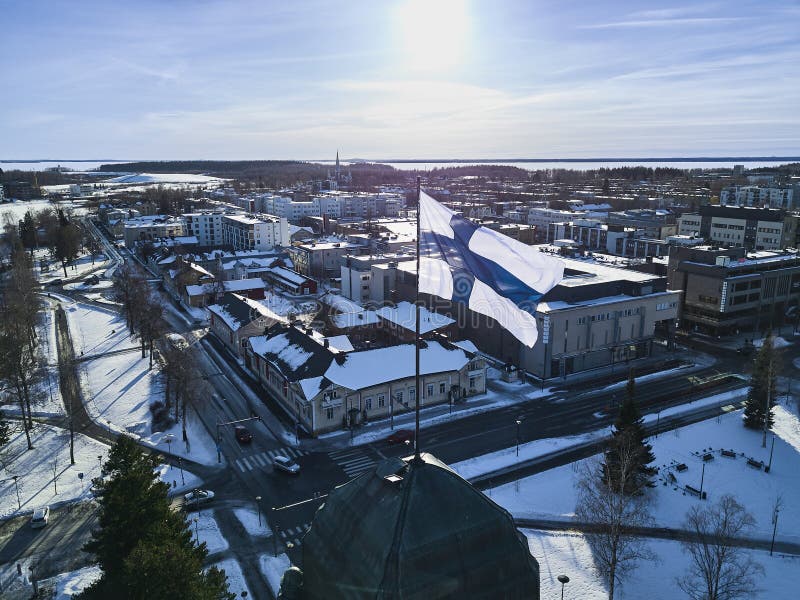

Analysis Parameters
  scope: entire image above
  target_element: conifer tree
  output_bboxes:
[743,334,777,430]
[80,436,233,599]
[602,369,656,495]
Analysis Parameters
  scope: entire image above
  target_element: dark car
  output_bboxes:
[234,425,252,444]
[385,429,415,444]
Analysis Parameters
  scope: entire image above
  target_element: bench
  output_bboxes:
[676,463,688,472]
[746,458,763,470]
[685,485,707,500]
[721,449,736,458]
[702,453,714,462]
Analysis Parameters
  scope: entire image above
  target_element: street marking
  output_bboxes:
[240,457,253,470]
[251,453,267,467]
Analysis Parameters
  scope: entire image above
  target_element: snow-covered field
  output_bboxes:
[233,506,272,537]
[528,529,800,600]
[213,558,251,599]
[260,553,291,595]
[65,301,217,465]
[0,424,108,518]
[477,402,800,598]
[187,510,229,555]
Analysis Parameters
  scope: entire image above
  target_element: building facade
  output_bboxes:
[221,214,290,251]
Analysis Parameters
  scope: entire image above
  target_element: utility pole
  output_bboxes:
[763,359,773,448]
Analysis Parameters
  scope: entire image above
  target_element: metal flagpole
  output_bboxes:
[415,176,422,461]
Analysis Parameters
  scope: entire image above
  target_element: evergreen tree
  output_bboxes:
[80,436,233,599]
[0,412,10,447]
[602,369,656,495]
[743,335,777,430]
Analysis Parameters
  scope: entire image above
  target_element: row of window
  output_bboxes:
[575,308,642,325]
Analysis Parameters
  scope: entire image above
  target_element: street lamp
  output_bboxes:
[515,419,522,457]
[193,516,200,544]
[165,433,174,455]
[255,496,262,527]
[557,574,570,599]
[178,457,185,485]
[11,475,21,510]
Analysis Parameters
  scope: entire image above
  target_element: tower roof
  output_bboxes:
[301,453,540,599]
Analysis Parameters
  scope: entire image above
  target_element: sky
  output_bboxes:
[1,0,799,160]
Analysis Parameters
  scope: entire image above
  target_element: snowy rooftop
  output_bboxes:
[376,302,455,334]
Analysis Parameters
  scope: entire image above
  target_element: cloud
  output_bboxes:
[579,17,747,30]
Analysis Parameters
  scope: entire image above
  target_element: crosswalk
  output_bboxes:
[278,521,311,548]
[329,448,376,479]
[234,446,306,472]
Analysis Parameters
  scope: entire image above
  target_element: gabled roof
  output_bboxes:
[249,324,335,383]
[376,301,455,334]
[207,293,284,332]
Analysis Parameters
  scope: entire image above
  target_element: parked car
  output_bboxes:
[47,279,63,287]
[183,489,215,508]
[385,429,415,444]
[30,506,50,529]
[234,425,252,444]
[273,455,300,475]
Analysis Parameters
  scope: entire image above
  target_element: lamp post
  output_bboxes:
[699,462,706,500]
[255,496,262,527]
[771,504,780,556]
[165,433,174,455]
[515,419,522,457]
[178,457,185,485]
[767,435,776,473]
[11,475,21,510]
[193,516,200,544]
[557,574,570,599]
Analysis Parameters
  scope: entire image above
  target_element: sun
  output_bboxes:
[395,0,471,71]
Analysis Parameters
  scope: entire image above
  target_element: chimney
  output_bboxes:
[323,338,330,348]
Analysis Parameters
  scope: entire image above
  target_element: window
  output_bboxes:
[439,382,446,394]
[326,408,334,420]
[396,391,404,403]
[409,388,416,402]
[427,384,434,397]
[378,394,385,408]
[469,377,476,389]
[365,397,372,410]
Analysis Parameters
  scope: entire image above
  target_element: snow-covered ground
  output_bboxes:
[490,403,800,543]
[157,463,202,495]
[755,335,792,349]
[0,424,108,518]
[65,301,217,465]
[233,506,272,537]
[40,253,109,285]
[212,558,251,599]
[260,553,291,596]
[187,510,229,555]
[528,529,800,600]
[48,565,102,599]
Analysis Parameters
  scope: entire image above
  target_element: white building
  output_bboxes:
[184,210,240,246]
[527,207,583,230]
[221,214,290,251]
[720,186,795,210]
[123,216,185,248]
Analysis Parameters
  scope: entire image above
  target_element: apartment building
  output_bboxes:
[289,238,362,279]
[123,216,185,247]
[677,205,797,251]
[183,210,238,246]
[668,245,800,335]
[221,214,290,251]
[720,185,796,210]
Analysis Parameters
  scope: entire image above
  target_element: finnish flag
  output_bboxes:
[419,191,564,347]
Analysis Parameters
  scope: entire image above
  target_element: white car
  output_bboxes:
[183,489,215,508]
[273,455,300,475]
[31,506,50,528]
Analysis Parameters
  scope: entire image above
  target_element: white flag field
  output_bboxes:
[418,191,564,347]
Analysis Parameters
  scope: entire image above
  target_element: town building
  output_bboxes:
[245,324,486,435]
[207,292,285,357]
[676,205,797,251]
[720,185,795,210]
[184,210,239,246]
[289,238,362,279]
[667,245,800,335]
[606,209,676,239]
[221,214,290,251]
[184,277,266,307]
[123,215,185,248]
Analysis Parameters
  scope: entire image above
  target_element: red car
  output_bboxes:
[234,425,252,444]
[385,429,415,444]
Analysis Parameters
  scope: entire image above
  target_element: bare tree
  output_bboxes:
[575,432,656,600]
[677,495,764,600]
[138,294,166,369]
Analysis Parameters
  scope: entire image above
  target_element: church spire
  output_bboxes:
[335,150,341,180]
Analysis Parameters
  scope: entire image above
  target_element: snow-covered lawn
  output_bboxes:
[187,510,228,555]
[0,424,108,518]
[490,404,800,543]
[527,529,800,600]
[49,565,102,599]
[213,558,250,599]
[233,506,272,536]
[40,253,108,284]
[260,553,291,596]
[65,302,217,465]
[157,463,202,495]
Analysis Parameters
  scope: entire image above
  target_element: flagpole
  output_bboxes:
[414,175,421,462]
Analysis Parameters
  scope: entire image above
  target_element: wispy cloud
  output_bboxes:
[579,17,747,29]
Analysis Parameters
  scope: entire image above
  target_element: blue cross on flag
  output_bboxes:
[419,191,564,347]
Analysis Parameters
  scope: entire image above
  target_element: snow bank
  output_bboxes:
[260,553,291,596]
[187,510,228,555]
[212,558,250,599]
[233,507,272,536]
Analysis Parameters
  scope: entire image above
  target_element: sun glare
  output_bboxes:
[396,0,471,71]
